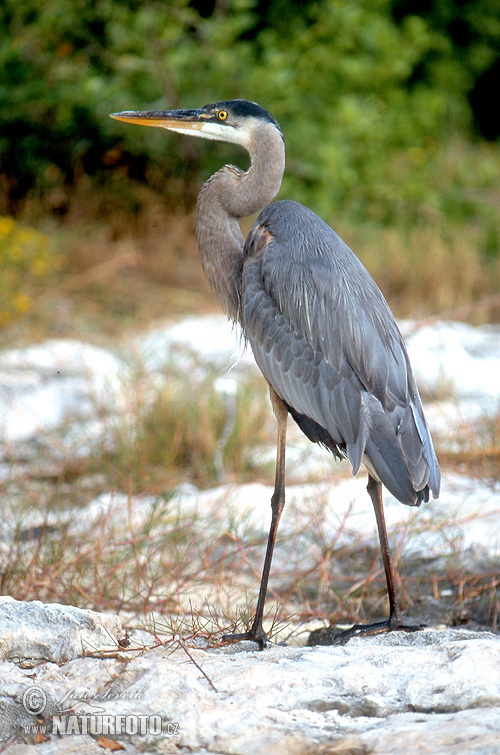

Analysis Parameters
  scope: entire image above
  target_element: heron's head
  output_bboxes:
[110,99,282,150]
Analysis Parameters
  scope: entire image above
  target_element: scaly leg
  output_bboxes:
[333,475,422,644]
[222,388,288,648]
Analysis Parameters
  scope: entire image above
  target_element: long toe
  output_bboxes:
[221,628,269,649]
[331,619,424,646]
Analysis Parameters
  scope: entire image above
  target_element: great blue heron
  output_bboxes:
[110,99,440,646]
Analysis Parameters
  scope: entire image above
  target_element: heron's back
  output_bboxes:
[242,200,440,505]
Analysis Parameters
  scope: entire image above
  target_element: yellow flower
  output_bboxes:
[13,293,31,314]
[0,217,16,239]
[32,258,48,275]
[0,217,56,325]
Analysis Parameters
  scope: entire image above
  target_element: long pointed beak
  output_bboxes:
[109,109,208,132]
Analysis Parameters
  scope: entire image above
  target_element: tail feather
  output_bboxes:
[285,399,433,507]
[364,406,421,506]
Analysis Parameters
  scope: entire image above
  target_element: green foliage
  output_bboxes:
[0,0,498,237]
[0,216,59,325]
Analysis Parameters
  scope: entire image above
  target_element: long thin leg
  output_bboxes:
[333,474,422,644]
[222,387,288,648]
[369,475,403,627]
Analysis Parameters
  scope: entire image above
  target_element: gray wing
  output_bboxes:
[242,200,440,505]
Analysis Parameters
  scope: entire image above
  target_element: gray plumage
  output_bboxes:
[111,99,441,645]
[243,199,440,505]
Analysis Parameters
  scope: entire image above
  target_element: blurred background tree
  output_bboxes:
[0,0,499,326]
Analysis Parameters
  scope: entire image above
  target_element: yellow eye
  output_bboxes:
[218,110,228,121]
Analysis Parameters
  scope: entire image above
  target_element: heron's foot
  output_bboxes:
[332,617,424,646]
[222,623,269,649]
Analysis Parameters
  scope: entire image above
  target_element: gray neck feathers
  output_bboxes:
[196,124,285,322]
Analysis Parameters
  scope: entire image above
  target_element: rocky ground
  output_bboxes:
[0,598,499,754]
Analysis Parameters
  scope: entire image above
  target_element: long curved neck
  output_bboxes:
[196,125,285,322]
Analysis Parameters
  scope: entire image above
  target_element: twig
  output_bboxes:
[178,638,218,693]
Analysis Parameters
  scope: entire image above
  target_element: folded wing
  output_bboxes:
[242,200,440,505]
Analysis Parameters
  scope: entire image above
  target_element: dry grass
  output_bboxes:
[344,222,500,323]
[430,405,500,483]
[2,500,498,643]
[51,217,500,328]
[2,201,499,350]
[85,372,273,493]
[1,440,498,641]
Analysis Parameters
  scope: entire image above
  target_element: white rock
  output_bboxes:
[0,597,123,664]
[0,340,128,444]
[0,604,498,753]
[0,599,126,745]
[132,314,253,375]
[403,320,500,401]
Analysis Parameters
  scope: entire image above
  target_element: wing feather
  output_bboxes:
[242,199,440,503]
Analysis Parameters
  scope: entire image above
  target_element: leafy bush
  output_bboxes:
[0,0,498,237]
